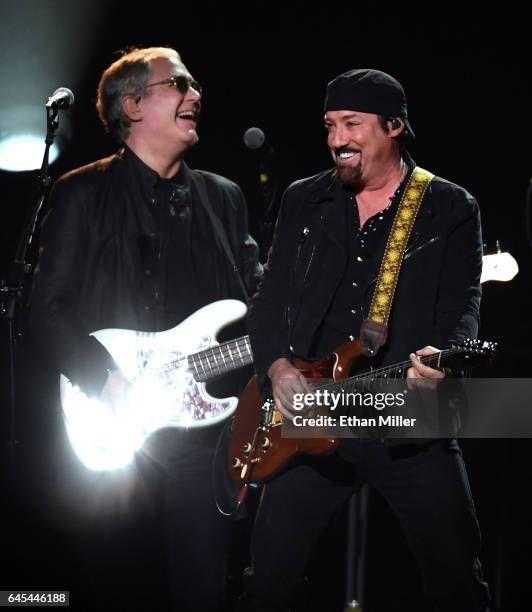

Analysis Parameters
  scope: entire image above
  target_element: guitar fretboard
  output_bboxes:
[188,335,253,382]
[313,346,466,394]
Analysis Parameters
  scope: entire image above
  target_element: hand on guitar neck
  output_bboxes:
[407,345,446,390]
[268,346,445,417]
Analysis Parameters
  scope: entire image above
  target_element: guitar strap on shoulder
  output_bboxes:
[191,170,249,302]
[360,166,435,356]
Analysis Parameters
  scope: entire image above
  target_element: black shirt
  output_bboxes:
[311,175,408,359]
[133,151,229,329]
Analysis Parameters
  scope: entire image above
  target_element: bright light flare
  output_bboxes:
[61,370,190,472]
[62,384,142,472]
[0,133,59,171]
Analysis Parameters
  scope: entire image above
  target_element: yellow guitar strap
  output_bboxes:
[360,166,435,356]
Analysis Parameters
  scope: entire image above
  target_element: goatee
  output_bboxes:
[336,164,362,188]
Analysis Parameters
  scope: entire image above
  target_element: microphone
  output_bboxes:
[242,127,279,259]
[243,127,266,150]
[243,127,272,193]
[45,87,75,110]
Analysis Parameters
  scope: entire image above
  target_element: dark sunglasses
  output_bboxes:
[146,75,202,96]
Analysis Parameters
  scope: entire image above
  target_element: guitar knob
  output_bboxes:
[243,443,252,454]
[232,457,243,468]
[261,437,271,448]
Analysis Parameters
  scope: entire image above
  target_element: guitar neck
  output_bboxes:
[189,335,254,382]
[320,346,465,394]
[361,347,458,381]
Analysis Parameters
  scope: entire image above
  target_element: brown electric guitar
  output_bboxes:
[228,338,496,486]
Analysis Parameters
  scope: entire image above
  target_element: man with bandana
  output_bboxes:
[239,69,490,611]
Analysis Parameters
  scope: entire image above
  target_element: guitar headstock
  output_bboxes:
[481,251,518,283]
[448,339,498,368]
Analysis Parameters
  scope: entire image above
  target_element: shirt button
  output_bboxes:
[352,282,358,287]
[349,335,355,341]
[144,305,150,311]
[151,197,157,205]
[356,256,363,262]
[351,308,357,315]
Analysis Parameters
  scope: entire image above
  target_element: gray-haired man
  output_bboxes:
[31,47,261,611]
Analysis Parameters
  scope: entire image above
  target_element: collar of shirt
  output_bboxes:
[120,146,193,200]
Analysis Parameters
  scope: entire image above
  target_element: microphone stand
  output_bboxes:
[0,103,60,478]
[257,147,279,261]
[344,485,369,612]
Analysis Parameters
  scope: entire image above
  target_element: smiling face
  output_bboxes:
[324,110,398,188]
[128,55,202,159]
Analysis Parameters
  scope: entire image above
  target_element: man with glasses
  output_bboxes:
[31,47,261,611]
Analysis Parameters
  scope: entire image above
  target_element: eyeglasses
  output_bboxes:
[146,75,202,96]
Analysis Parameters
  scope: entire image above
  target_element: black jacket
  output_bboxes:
[31,148,262,395]
[248,160,483,389]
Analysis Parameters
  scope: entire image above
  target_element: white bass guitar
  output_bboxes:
[60,300,252,471]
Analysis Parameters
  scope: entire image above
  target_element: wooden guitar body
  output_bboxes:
[228,337,495,486]
[228,338,368,484]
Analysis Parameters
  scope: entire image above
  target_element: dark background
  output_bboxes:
[1,4,531,611]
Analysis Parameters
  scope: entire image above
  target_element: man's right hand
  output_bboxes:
[100,369,130,413]
[267,358,312,420]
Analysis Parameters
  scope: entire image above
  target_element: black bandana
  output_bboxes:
[324,68,415,140]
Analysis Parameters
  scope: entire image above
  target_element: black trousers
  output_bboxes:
[145,425,236,612]
[239,439,490,612]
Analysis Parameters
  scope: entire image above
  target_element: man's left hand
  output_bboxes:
[407,345,445,389]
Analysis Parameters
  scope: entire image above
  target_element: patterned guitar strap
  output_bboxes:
[360,166,435,356]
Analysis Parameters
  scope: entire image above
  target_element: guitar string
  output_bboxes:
[134,336,253,381]
[188,337,253,379]
[310,346,468,394]
[183,340,483,383]
[137,333,488,387]
[192,342,460,385]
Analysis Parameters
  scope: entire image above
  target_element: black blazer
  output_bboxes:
[30,148,262,395]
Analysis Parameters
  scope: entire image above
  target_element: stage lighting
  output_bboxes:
[0,134,60,172]
[0,0,105,172]
[0,102,70,172]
